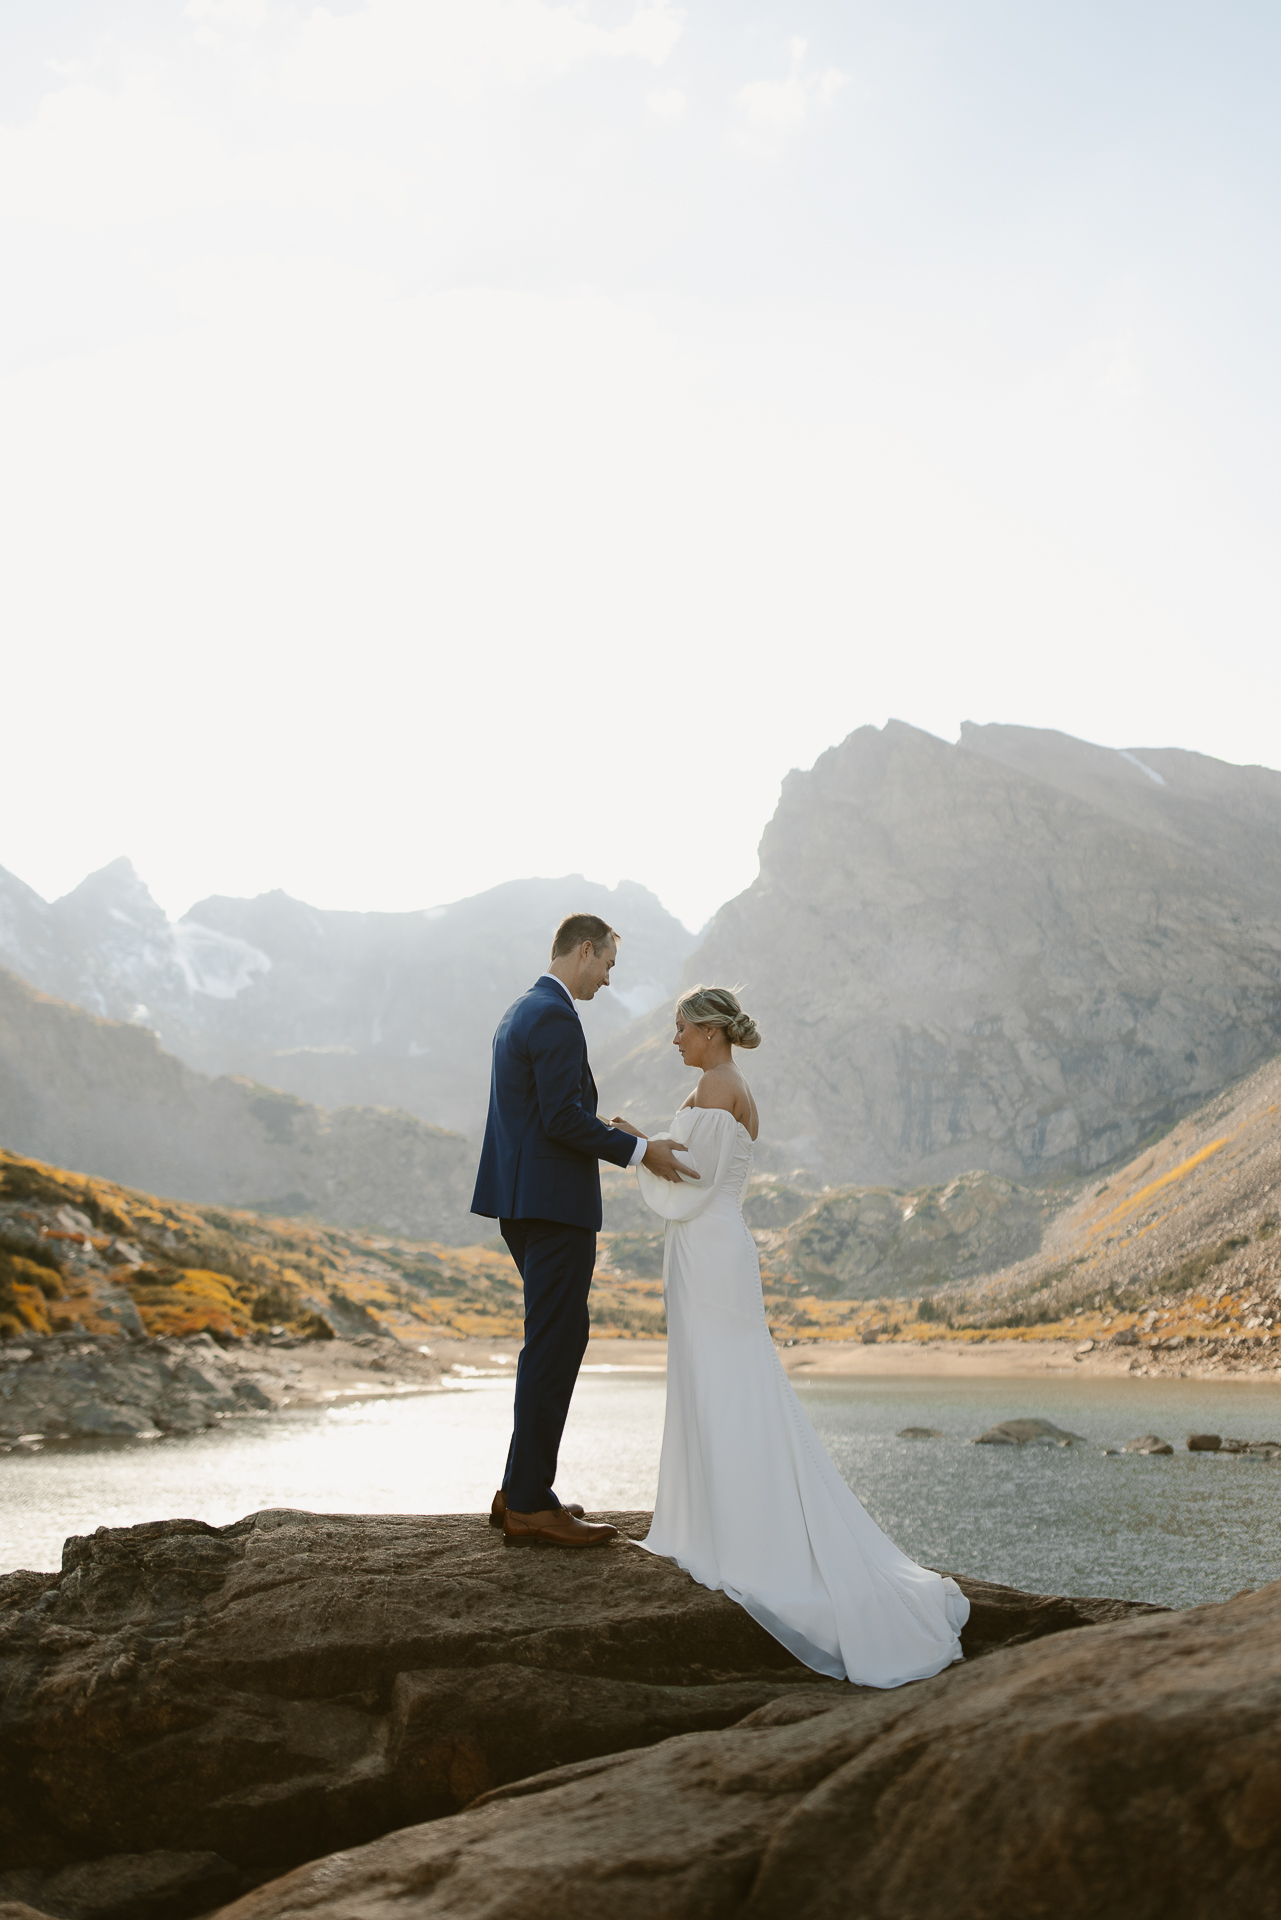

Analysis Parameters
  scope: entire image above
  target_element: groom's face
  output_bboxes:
[576,939,617,1000]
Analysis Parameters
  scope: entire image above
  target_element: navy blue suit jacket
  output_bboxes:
[471,978,637,1231]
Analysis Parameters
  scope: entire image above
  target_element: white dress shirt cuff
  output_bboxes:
[627,1133,648,1168]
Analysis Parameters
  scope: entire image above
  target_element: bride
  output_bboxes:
[616,985,969,1690]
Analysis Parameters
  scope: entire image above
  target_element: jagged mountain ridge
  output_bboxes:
[7,720,1281,1209]
[0,967,478,1242]
[599,721,1281,1185]
[0,867,696,1137]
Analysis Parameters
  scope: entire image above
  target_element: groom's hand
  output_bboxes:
[643,1138,699,1185]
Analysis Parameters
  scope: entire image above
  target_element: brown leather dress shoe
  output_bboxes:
[502,1506,618,1548]
[490,1489,585,1529]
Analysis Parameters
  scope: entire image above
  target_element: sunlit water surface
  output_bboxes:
[3,1370,1279,1609]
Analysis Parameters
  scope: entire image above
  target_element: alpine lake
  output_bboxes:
[3,1364,1279,1609]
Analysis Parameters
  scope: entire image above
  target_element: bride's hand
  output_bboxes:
[610,1116,642,1137]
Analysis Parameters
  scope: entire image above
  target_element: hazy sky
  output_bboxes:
[3,2,1279,932]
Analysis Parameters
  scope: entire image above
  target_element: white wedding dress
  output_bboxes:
[636,1105,969,1688]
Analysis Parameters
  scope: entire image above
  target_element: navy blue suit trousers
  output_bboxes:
[499,1217,595,1512]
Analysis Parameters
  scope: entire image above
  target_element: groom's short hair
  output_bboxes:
[552,912,619,957]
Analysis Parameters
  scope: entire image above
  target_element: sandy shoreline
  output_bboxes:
[776,1338,1134,1378]
[581,1336,1137,1379]
[264,1329,1281,1390]
[570,1334,1281,1382]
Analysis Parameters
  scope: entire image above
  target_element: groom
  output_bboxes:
[472,912,693,1547]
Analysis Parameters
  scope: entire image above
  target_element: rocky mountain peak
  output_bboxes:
[0,866,696,1139]
[49,858,185,1019]
[55,854,159,922]
[0,864,59,989]
[959,722,1281,891]
[601,721,1281,1187]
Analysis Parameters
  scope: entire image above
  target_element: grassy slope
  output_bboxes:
[0,1149,526,1343]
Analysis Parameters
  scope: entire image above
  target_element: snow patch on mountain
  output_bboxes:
[1118,749,1167,786]
[172,922,272,1000]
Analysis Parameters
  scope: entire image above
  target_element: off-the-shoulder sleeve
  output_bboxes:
[636,1108,742,1221]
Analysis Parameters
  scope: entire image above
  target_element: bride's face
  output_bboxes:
[673,1015,720,1068]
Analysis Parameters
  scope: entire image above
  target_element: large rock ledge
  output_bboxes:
[223,1576,1281,1920]
[1,1512,1165,1919]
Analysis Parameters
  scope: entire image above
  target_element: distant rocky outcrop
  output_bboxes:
[601,721,1281,1186]
[0,1331,442,1446]
[0,1511,1161,1920]
[603,1163,1060,1301]
[217,1572,1278,1920]
[0,864,695,1138]
[0,1332,270,1441]
[965,1046,1281,1344]
[0,972,477,1242]
[769,1168,1055,1298]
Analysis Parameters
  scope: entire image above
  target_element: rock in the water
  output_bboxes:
[1188,1432,1222,1451]
[973,1418,1086,1447]
[0,1511,1161,1909]
[1124,1434,1174,1455]
[897,1426,944,1439]
[216,1579,1281,1920]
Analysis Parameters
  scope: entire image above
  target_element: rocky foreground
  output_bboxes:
[5,1508,1275,1920]
[223,1579,1281,1920]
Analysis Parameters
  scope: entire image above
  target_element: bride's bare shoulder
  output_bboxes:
[691,1067,737,1111]
[692,1066,758,1138]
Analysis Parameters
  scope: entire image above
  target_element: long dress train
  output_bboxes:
[637,1105,968,1689]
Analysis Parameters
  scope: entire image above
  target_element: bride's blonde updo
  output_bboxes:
[676,985,762,1050]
